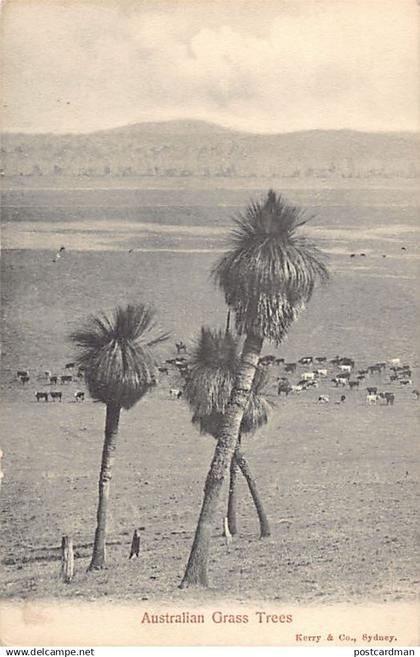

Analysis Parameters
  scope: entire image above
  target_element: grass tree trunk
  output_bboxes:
[180,333,263,588]
[88,402,121,571]
[234,445,271,538]
[226,455,239,536]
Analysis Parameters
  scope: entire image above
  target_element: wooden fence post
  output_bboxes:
[61,535,74,583]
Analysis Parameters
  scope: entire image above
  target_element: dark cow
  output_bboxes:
[77,366,85,378]
[350,253,356,258]
[158,366,169,375]
[367,386,378,395]
[285,362,297,373]
[315,356,327,363]
[348,380,359,389]
[36,392,48,402]
[399,379,412,386]
[379,392,395,406]
[259,355,276,365]
[50,391,63,402]
[368,364,382,375]
[65,362,75,370]
[17,370,29,379]
[275,358,285,365]
[20,375,30,385]
[61,375,73,384]
[49,376,58,385]
[278,383,292,396]
[74,391,85,401]
[175,341,187,354]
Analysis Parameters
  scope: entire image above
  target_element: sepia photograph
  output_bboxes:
[0,0,418,647]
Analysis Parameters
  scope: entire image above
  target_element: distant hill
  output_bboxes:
[1,120,418,179]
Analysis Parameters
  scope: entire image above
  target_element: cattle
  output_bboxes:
[74,391,85,402]
[357,375,366,381]
[301,371,316,381]
[318,395,329,403]
[315,357,327,363]
[158,366,169,375]
[304,380,318,388]
[77,366,85,378]
[389,374,399,382]
[259,355,276,365]
[412,389,420,400]
[36,392,48,402]
[20,375,30,385]
[44,370,52,379]
[378,392,395,406]
[49,376,58,385]
[17,370,29,379]
[50,391,63,402]
[61,375,73,384]
[277,383,292,396]
[348,380,359,389]
[335,376,349,386]
[367,386,378,395]
[389,358,401,367]
[291,384,304,393]
[366,393,378,405]
[330,356,341,366]
[339,357,354,367]
[368,364,382,375]
[338,364,352,373]
[285,363,297,373]
[360,253,366,257]
[358,369,368,375]
[65,362,75,370]
[316,368,328,377]
[399,379,412,386]
[299,356,313,365]
[175,341,187,354]
[335,395,346,404]
[275,358,285,365]
[169,388,183,399]
[376,362,387,371]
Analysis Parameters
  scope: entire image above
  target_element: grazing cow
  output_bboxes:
[316,368,328,377]
[259,355,276,365]
[20,375,30,385]
[36,392,48,402]
[305,380,318,388]
[315,357,327,363]
[367,386,378,395]
[74,391,84,402]
[358,369,368,375]
[61,375,73,384]
[412,389,419,400]
[399,379,412,386]
[302,371,316,381]
[65,362,75,370]
[169,388,183,399]
[350,253,356,258]
[357,375,366,381]
[275,357,285,365]
[366,393,378,405]
[330,356,341,366]
[335,376,349,386]
[175,341,187,354]
[376,362,387,371]
[277,383,292,396]
[285,363,297,373]
[299,356,313,365]
[49,376,58,385]
[339,357,354,367]
[158,366,169,375]
[379,392,395,406]
[17,370,29,379]
[360,253,366,257]
[338,364,352,373]
[291,384,304,393]
[389,358,401,367]
[348,380,359,389]
[50,391,63,402]
[318,395,329,403]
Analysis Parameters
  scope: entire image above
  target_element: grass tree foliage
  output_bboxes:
[184,327,272,537]
[181,190,329,588]
[70,304,168,571]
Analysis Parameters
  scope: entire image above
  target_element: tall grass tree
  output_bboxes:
[181,190,328,588]
[70,304,168,571]
[184,328,272,537]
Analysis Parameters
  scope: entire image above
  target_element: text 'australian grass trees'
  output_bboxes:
[70,304,168,571]
[180,190,329,588]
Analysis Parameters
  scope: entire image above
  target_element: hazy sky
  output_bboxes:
[1,0,418,134]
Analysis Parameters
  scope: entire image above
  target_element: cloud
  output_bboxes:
[1,0,418,133]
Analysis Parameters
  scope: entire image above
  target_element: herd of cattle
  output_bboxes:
[13,347,419,409]
[15,363,86,403]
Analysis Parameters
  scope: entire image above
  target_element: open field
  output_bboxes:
[0,184,419,603]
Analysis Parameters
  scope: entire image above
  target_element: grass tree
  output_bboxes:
[181,190,329,588]
[184,327,272,537]
[70,304,168,571]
